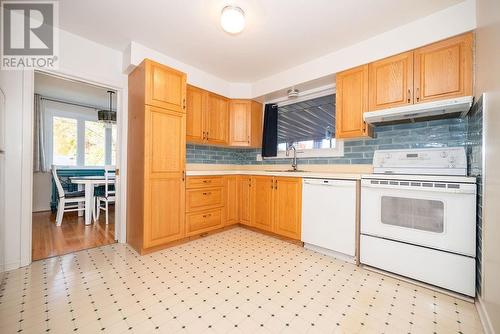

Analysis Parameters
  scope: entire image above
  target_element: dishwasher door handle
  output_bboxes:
[303,179,356,187]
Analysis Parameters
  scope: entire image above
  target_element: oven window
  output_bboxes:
[381,196,444,233]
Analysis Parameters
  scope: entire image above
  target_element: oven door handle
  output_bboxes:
[361,182,476,194]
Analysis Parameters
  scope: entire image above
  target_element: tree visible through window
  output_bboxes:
[85,121,106,166]
[52,117,77,165]
[50,115,116,166]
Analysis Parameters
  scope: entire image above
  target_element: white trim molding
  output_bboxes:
[476,297,495,334]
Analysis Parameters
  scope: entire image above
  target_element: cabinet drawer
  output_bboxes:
[186,176,223,188]
[186,208,223,236]
[186,187,223,211]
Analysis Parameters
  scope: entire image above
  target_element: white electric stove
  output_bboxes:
[360,147,477,296]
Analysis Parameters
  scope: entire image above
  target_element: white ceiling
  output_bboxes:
[59,0,464,83]
[34,72,117,109]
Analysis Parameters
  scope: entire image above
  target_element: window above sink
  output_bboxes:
[264,91,344,159]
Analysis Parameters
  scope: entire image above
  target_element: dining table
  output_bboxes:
[70,175,116,225]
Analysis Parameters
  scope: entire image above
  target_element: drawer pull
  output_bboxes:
[203,180,212,183]
[202,192,212,196]
[202,213,212,218]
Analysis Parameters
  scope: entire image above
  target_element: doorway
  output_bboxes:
[32,72,119,260]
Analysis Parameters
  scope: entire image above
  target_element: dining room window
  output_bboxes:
[45,103,116,167]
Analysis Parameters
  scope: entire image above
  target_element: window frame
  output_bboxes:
[44,105,115,167]
[264,88,344,159]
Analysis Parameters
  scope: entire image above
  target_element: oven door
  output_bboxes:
[361,179,476,256]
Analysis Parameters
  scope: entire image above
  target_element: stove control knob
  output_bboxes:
[440,151,448,158]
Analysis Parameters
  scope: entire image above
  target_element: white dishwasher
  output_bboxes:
[301,178,357,261]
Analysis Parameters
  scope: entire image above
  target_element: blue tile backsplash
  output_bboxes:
[187,117,468,165]
[466,96,483,295]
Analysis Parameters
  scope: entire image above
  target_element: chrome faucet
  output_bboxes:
[286,143,298,171]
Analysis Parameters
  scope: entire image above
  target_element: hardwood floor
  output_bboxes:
[32,207,116,261]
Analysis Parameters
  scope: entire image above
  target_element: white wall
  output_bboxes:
[123,0,477,100]
[33,172,51,212]
[252,0,477,97]
[1,27,128,271]
[124,42,253,99]
[0,70,31,271]
[475,0,500,332]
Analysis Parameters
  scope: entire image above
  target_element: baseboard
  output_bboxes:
[3,260,21,272]
[304,243,356,264]
[476,296,495,334]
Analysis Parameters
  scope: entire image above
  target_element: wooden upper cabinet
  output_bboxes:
[251,176,274,232]
[250,101,263,147]
[186,85,205,143]
[229,100,263,148]
[145,59,187,113]
[206,93,229,144]
[229,100,251,146]
[273,177,302,240]
[414,32,473,103]
[336,65,372,139]
[239,176,251,226]
[369,51,414,111]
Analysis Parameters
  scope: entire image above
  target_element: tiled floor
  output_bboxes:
[0,228,483,334]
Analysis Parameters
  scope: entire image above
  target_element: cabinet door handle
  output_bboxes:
[407,89,411,103]
[416,88,420,102]
[271,179,274,189]
[274,179,278,190]
[182,171,185,181]
[182,98,186,110]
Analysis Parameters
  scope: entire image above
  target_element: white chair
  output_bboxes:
[93,165,115,225]
[52,165,86,226]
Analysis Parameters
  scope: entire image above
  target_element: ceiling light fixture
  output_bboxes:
[220,5,245,34]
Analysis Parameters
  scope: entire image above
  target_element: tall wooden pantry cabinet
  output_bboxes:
[127,59,187,254]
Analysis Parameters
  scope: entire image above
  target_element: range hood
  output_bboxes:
[363,96,473,125]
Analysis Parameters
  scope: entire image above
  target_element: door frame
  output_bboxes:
[20,68,128,267]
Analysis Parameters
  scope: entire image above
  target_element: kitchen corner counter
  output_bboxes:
[185,170,362,180]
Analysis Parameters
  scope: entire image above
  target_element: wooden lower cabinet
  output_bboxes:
[186,208,223,236]
[250,176,302,240]
[251,176,274,232]
[143,177,185,249]
[185,176,225,236]
[225,176,238,226]
[274,177,302,240]
[239,176,252,226]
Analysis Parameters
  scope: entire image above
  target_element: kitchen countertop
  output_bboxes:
[186,170,362,180]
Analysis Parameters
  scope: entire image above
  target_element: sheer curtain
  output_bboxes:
[33,94,48,172]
